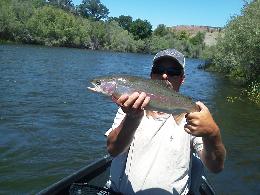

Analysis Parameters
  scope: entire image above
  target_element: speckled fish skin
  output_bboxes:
[88,75,199,115]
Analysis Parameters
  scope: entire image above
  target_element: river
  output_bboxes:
[0,44,259,194]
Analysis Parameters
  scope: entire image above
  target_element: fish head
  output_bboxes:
[87,77,117,96]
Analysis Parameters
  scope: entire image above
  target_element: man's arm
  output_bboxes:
[185,101,226,173]
[107,92,150,157]
[107,114,143,156]
[200,131,226,173]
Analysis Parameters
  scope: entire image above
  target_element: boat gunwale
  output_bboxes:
[37,155,112,195]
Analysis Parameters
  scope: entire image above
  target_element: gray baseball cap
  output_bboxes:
[153,48,185,69]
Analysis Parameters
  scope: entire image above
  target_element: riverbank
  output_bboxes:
[199,1,260,105]
[0,39,16,44]
[198,61,260,105]
[0,1,206,58]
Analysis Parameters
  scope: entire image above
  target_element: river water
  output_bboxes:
[0,44,259,194]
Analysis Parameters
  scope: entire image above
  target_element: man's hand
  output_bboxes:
[184,101,220,137]
[112,92,150,118]
[185,101,226,173]
[107,92,150,156]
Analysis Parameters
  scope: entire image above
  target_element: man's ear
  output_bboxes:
[181,74,185,84]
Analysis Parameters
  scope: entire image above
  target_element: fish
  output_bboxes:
[87,75,199,115]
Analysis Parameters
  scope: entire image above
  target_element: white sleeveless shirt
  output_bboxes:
[106,108,203,195]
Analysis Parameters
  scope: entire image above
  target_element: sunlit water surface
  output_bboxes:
[0,44,259,194]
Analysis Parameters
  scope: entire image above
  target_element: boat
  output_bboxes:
[37,155,216,195]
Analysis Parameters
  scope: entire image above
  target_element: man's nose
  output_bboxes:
[162,73,168,80]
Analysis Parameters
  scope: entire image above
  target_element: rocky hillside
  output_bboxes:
[171,25,222,46]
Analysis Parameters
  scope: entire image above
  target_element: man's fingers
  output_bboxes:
[186,119,199,126]
[141,96,150,109]
[115,92,149,115]
[196,101,208,112]
[186,112,199,120]
[184,124,197,135]
[116,94,129,106]
[132,92,147,109]
[184,128,191,134]
[123,92,139,107]
[185,102,208,119]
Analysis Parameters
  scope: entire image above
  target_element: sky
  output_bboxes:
[72,0,246,29]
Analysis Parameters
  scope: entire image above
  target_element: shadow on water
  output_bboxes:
[0,44,259,194]
[206,76,260,194]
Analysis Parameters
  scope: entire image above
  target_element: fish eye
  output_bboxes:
[95,80,101,85]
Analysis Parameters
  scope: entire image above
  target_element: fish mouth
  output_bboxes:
[87,86,96,91]
[87,82,101,92]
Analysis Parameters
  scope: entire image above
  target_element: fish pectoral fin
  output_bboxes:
[173,113,186,124]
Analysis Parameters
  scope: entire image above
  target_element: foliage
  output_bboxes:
[153,24,169,37]
[0,0,20,40]
[108,15,133,32]
[129,19,152,40]
[176,30,190,41]
[77,0,109,21]
[206,1,260,83]
[149,35,171,53]
[47,0,74,12]
[0,0,208,58]
[226,80,260,105]
[104,21,137,52]
[202,1,260,104]
[27,6,91,47]
[88,20,107,49]
[242,81,260,105]
[190,31,206,45]
[0,0,43,41]
[200,45,216,63]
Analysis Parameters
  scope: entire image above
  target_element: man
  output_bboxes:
[105,49,226,194]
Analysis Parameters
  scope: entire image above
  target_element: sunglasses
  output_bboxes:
[151,66,183,76]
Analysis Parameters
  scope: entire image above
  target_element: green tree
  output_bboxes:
[47,0,75,12]
[109,15,133,32]
[210,0,260,83]
[189,31,205,45]
[0,0,19,40]
[130,19,152,40]
[78,0,109,21]
[204,1,260,104]
[11,0,43,41]
[177,30,189,40]
[0,0,44,41]
[104,21,136,52]
[153,24,169,36]
[0,0,207,59]
[116,15,133,31]
[88,20,106,49]
[26,6,91,47]
[149,35,170,53]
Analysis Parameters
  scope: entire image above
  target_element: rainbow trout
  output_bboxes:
[88,75,199,115]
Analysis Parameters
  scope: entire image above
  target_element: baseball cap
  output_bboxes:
[153,48,185,69]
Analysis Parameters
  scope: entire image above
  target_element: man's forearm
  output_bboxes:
[201,132,226,173]
[107,114,142,157]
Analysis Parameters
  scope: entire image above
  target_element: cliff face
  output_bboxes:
[171,25,222,33]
